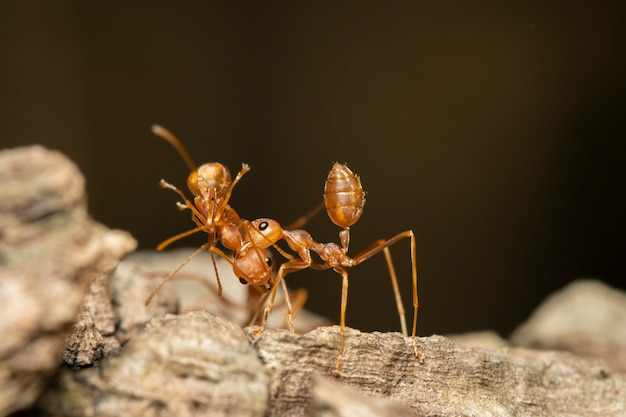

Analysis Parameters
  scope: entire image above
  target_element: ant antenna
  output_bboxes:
[152,124,197,171]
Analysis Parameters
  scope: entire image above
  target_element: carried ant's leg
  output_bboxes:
[220,164,250,208]
[208,250,222,296]
[156,227,204,251]
[159,179,207,224]
[145,243,209,305]
[333,267,349,377]
[207,244,238,297]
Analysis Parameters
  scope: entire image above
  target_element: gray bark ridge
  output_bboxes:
[247,324,625,417]
[40,309,625,417]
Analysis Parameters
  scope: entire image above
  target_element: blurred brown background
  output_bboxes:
[1,1,624,337]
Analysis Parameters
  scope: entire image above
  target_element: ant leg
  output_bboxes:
[286,288,308,329]
[349,238,407,335]
[208,250,222,297]
[247,287,307,332]
[254,270,282,335]
[351,230,424,362]
[333,267,349,377]
[247,290,271,327]
[145,243,209,305]
[285,200,325,230]
[156,227,204,251]
[254,259,311,335]
[221,164,250,208]
[279,277,295,332]
[160,179,208,225]
[207,244,238,297]
[383,247,408,336]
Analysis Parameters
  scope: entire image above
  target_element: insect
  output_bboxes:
[144,125,278,306]
[246,163,422,375]
[144,126,422,375]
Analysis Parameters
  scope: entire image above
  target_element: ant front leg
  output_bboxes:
[254,257,311,335]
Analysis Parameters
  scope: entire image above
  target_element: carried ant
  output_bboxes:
[143,125,279,306]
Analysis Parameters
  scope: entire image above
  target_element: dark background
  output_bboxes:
[1,2,624,338]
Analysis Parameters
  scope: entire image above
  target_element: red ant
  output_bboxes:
[245,163,422,375]
[144,125,278,306]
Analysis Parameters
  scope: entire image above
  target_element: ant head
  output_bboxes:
[233,243,273,292]
[248,218,283,249]
[187,163,232,197]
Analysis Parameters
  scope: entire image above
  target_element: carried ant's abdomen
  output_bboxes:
[324,163,365,228]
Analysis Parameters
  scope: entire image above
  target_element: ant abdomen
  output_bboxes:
[324,163,365,229]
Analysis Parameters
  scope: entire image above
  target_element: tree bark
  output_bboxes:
[37,308,625,417]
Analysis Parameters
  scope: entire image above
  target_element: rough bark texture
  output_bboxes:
[124,249,328,333]
[0,146,136,416]
[2,146,625,417]
[511,280,626,372]
[37,309,625,417]
[249,325,624,417]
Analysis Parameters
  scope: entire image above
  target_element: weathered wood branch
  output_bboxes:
[38,309,626,417]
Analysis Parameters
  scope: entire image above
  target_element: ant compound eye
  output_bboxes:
[250,218,283,248]
[239,277,248,285]
[265,257,272,267]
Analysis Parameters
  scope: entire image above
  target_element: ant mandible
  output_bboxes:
[246,163,423,375]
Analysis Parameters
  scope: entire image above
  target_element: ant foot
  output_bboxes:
[252,325,266,336]
[413,344,425,363]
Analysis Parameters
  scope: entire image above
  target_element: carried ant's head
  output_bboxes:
[187,163,232,197]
